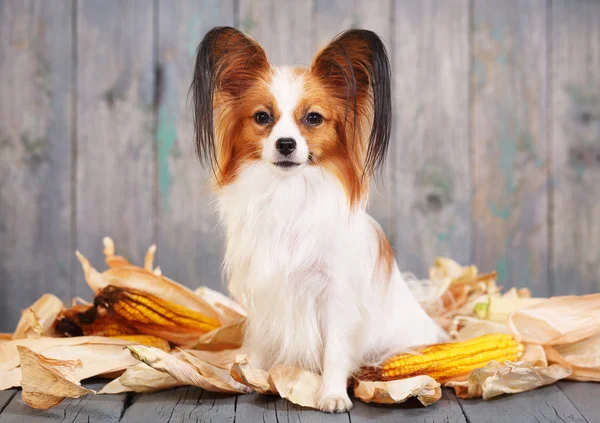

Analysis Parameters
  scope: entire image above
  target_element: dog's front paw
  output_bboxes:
[318,393,353,413]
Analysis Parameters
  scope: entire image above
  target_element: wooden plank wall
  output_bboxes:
[0,0,599,331]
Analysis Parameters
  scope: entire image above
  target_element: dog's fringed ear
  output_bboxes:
[312,30,391,176]
[192,27,269,170]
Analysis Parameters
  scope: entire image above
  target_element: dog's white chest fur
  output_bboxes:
[217,163,444,373]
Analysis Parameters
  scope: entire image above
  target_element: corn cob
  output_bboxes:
[55,305,139,337]
[370,334,524,383]
[110,335,171,351]
[95,286,221,333]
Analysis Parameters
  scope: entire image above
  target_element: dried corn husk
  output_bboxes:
[13,294,64,340]
[230,354,275,394]
[0,336,141,390]
[446,361,572,400]
[93,285,220,347]
[354,376,441,406]
[99,363,181,394]
[75,246,218,321]
[18,346,94,409]
[126,345,247,394]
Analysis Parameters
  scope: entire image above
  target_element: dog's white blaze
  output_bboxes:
[262,67,309,164]
[217,162,446,375]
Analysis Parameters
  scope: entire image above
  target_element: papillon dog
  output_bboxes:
[192,27,446,412]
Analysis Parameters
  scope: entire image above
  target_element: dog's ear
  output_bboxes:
[311,30,391,175]
[192,27,269,169]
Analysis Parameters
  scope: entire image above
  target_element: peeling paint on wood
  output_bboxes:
[75,0,156,298]
[472,0,549,295]
[551,0,600,295]
[155,0,233,293]
[392,0,471,276]
[1,0,600,331]
[0,0,73,330]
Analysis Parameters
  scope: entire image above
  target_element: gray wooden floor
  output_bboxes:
[0,381,597,423]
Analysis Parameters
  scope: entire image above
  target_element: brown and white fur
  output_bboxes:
[192,27,446,413]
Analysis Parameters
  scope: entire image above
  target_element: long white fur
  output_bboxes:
[216,67,445,412]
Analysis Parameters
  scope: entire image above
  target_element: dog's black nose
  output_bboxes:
[276,138,296,156]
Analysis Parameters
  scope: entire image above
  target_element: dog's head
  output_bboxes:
[192,27,391,206]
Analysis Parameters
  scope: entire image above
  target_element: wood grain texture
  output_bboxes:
[558,381,600,422]
[392,0,471,277]
[551,0,600,295]
[239,0,314,66]
[472,0,549,295]
[234,393,280,423]
[156,0,233,294]
[236,393,351,423]
[311,0,395,244]
[350,389,466,423]
[457,384,588,423]
[0,381,127,423]
[120,387,236,423]
[0,0,73,332]
[0,391,17,415]
[75,0,155,298]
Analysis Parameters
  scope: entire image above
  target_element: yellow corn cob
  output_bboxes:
[81,316,139,336]
[96,286,221,333]
[55,305,139,337]
[377,334,524,383]
[110,335,171,351]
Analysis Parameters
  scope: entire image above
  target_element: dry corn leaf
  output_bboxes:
[478,296,544,324]
[269,365,321,409]
[179,349,250,393]
[144,244,157,271]
[13,294,64,340]
[183,349,241,370]
[521,344,548,367]
[447,360,572,400]
[544,333,600,382]
[230,354,275,394]
[429,257,471,281]
[450,316,510,341]
[354,375,441,406]
[0,336,130,374]
[76,248,219,321]
[194,286,247,322]
[509,294,600,345]
[127,345,246,394]
[193,318,245,351]
[99,363,181,394]
[18,346,93,409]
[102,237,131,268]
[1,336,142,390]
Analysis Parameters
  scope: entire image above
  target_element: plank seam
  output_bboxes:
[546,0,555,297]
[556,383,590,423]
[467,0,475,266]
[70,0,79,302]
[455,396,473,423]
[233,394,237,423]
[233,0,240,28]
[388,0,396,244]
[152,0,160,247]
[67,397,86,423]
[0,391,18,415]
[119,392,135,421]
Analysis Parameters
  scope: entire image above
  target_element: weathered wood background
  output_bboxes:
[1,0,599,331]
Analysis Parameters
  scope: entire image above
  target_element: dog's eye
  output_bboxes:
[305,112,323,126]
[254,111,272,125]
